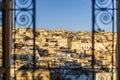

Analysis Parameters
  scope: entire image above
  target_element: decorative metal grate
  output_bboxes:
[92,0,116,80]
[12,0,36,80]
[10,0,117,80]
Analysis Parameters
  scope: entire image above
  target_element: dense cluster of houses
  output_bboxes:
[2,28,116,80]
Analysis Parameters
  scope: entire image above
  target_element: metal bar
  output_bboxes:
[2,0,12,80]
[92,0,95,80]
[13,0,16,79]
[95,8,119,10]
[0,3,3,9]
[9,8,34,11]
[32,0,36,79]
[117,0,120,80]
[0,67,6,73]
[111,0,115,80]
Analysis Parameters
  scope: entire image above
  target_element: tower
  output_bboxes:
[67,33,73,49]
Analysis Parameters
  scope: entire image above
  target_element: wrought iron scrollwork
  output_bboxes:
[99,11,112,24]
[15,11,32,28]
[12,0,36,79]
[16,0,32,8]
[14,0,34,28]
[94,0,114,31]
[95,11,113,30]
[92,0,115,80]
[95,0,112,8]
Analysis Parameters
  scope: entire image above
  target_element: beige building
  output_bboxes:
[57,38,68,47]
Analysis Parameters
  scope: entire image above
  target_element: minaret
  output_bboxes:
[67,33,72,49]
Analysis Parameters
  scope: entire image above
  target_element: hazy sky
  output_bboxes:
[36,0,92,31]
[36,0,116,32]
